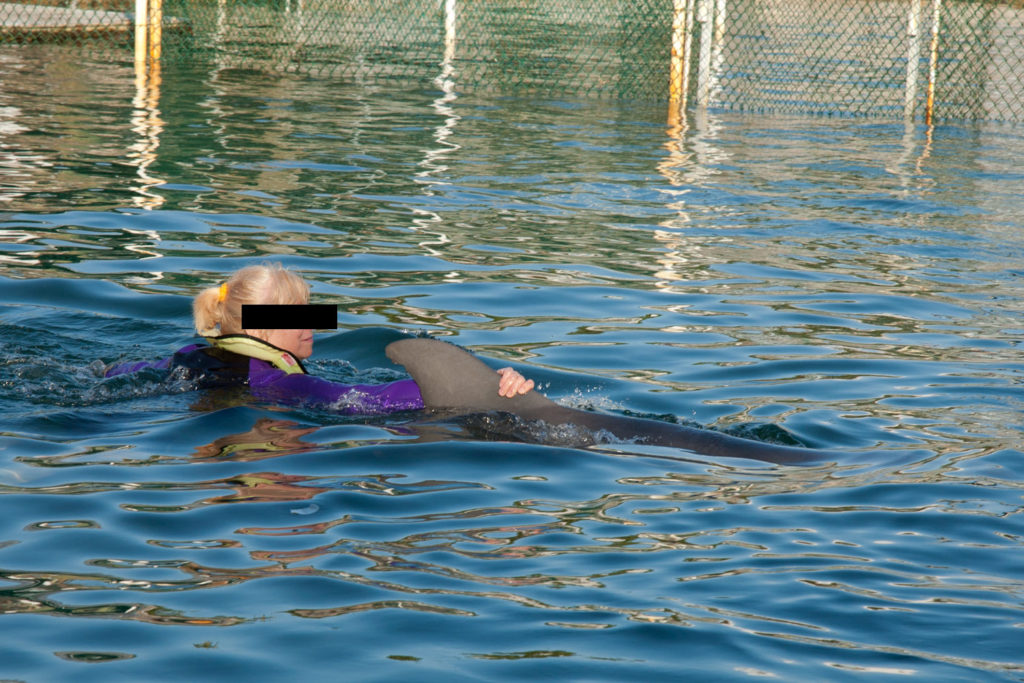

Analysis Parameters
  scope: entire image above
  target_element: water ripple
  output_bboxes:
[2,59,1024,679]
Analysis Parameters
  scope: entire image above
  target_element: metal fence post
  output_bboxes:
[695,0,712,108]
[442,0,456,77]
[905,0,923,119]
[925,0,942,125]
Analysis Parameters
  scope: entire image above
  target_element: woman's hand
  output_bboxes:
[496,367,535,398]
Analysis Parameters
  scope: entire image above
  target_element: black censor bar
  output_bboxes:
[241,304,338,329]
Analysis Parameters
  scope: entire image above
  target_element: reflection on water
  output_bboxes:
[189,418,323,463]
[1,46,1024,680]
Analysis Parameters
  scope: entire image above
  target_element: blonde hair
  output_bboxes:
[193,263,310,337]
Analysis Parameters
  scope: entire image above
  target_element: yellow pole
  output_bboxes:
[148,0,163,63]
[135,0,163,73]
[131,0,165,210]
[134,0,149,77]
[668,0,694,127]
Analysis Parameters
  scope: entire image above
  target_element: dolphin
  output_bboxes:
[385,338,824,465]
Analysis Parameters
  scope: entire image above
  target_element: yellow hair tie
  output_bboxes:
[217,282,229,303]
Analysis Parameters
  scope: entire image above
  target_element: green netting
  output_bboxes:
[2,0,1023,120]
[713,0,1024,120]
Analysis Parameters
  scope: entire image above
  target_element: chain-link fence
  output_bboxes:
[2,0,1022,120]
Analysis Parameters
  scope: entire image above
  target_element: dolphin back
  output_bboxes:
[385,337,819,464]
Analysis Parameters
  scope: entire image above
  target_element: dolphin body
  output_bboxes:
[385,338,823,465]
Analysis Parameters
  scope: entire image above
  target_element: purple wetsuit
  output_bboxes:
[105,343,424,415]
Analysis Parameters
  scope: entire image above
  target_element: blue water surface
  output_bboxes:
[1,48,1024,681]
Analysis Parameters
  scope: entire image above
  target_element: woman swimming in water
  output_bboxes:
[105,263,535,413]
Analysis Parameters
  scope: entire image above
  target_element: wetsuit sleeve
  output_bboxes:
[249,366,424,414]
[104,344,202,378]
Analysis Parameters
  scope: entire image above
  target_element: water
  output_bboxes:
[2,49,1024,680]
